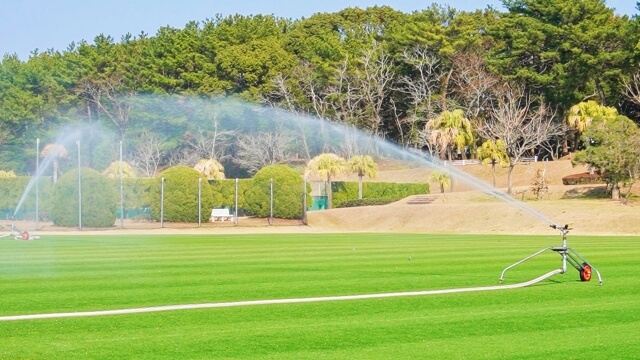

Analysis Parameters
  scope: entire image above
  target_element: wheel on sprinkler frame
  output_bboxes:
[21,231,29,240]
[580,263,592,282]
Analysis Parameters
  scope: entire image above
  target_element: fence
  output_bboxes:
[1,176,309,232]
[443,157,539,167]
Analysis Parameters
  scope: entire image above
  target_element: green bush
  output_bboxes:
[332,181,429,207]
[0,177,54,219]
[244,164,307,219]
[149,166,215,222]
[208,178,253,215]
[50,168,117,227]
[336,198,398,208]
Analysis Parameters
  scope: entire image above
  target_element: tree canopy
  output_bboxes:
[0,2,638,182]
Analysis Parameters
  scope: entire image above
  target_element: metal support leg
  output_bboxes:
[500,225,603,285]
[499,247,552,283]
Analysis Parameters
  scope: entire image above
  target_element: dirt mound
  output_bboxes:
[308,160,639,236]
[307,191,639,236]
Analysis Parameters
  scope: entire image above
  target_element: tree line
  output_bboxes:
[0,1,639,195]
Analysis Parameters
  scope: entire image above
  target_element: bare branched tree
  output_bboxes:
[302,70,332,120]
[327,58,364,126]
[479,84,565,194]
[262,61,332,120]
[184,116,236,161]
[358,43,394,138]
[395,45,446,147]
[128,131,165,177]
[167,148,200,168]
[415,125,438,157]
[261,73,299,112]
[451,51,500,125]
[234,132,293,175]
[80,75,134,141]
[397,46,442,118]
[388,97,410,146]
[623,71,640,106]
[261,73,313,159]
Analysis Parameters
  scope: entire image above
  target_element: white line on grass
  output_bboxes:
[0,269,563,321]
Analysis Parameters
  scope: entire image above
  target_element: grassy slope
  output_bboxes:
[1,234,638,359]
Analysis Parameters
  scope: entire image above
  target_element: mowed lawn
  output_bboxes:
[0,233,638,359]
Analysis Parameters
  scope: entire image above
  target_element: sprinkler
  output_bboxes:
[499,224,602,285]
[1,220,40,241]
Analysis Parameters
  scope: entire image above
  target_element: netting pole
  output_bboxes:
[234,178,238,225]
[119,141,124,228]
[198,178,202,227]
[269,178,273,226]
[35,138,39,231]
[302,176,307,225]
[77,140,82,231]
[160,177,165,228]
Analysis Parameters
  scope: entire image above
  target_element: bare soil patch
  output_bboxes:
[310,160,638,236]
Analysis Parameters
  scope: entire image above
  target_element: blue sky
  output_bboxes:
[1,0,636,60]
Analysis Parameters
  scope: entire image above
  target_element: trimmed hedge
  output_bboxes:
[149,166,215,222]
[562,172,605,185]
[244,164,307,219]
[332,181,429,208]
[336,198,398,208]
[0,177,53,219]
[208,178,251,209]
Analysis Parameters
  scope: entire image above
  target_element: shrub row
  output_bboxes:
[331,181,429,208]
[336,198,399,208]
[562,172,605,185]
[1,164,427,226]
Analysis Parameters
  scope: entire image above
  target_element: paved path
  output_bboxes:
[0,269,563,321]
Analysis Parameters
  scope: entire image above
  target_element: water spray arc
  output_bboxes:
[9,128,85,240]
[0,96,608,322]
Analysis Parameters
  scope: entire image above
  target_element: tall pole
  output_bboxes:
[119,141,124,228]
[198,178,202,227]
[302,176,307,225]
[160,177,165,228]
[77,140,82,230]
[269,178,273,226]
[234,178,238,226]
[35,138,40,231]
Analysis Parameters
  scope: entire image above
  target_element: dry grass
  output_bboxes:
[309,160,639,236]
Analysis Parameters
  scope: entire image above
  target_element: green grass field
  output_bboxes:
[0,233,638,359]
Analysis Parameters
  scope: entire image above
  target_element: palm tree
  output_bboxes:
[194,159,226,180]
[305,153,346,209]
[103,161,137,179]
[429,170,451,194]
[426,109,474,160]
[566,101,618,151]
[40,144,68,184]
[347,155,378,199]
[476,139,509,187]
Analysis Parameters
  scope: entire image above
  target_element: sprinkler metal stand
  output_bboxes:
[4,220,40,241]
[499,224,602,285]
